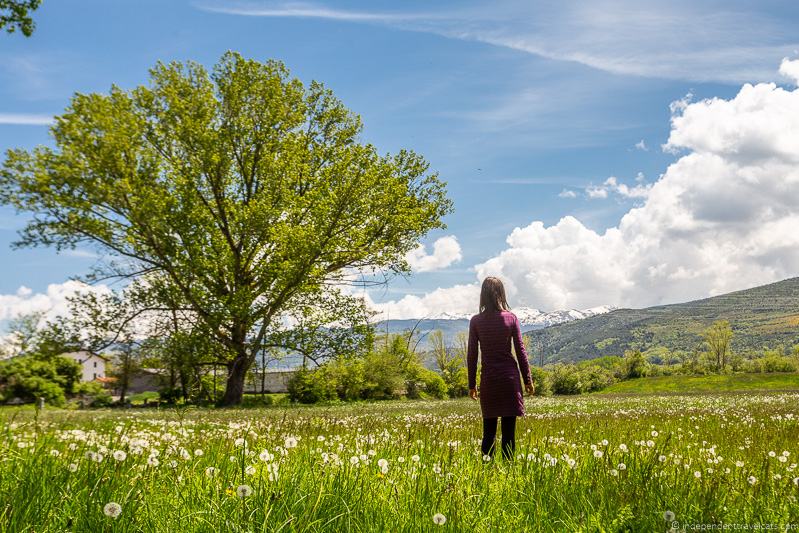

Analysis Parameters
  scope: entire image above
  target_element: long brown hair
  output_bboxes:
[479,276,511,314]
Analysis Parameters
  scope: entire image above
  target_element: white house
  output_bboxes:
[62,351,109,382]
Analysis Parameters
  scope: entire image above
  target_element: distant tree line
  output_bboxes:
[526,320,799,395]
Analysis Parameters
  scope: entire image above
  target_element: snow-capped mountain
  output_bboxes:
[372,305,617,352]
[424,305,617,328]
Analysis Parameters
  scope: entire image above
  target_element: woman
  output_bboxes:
[467,276,535,460]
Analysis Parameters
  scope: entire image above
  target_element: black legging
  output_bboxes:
[481,416,517,459]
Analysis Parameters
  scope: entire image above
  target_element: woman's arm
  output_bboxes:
[512,314,534,391]
[467,317,479,398]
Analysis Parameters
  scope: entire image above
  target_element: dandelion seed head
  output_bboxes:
[103,502,122,519]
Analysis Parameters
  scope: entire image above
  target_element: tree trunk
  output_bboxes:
[219,351,250,406]
[179,368,188,400]
[119,353,129,404]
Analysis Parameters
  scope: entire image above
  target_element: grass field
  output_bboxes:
[598,372,799,394]
[2,394,799,532]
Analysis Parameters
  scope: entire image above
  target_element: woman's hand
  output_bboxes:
[525,381,535,396]
[469,388,479,400]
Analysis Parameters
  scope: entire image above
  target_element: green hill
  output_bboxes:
[597,373,799,394]
[526,277,799,363]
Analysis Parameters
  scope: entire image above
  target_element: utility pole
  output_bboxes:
[538,337,545,367]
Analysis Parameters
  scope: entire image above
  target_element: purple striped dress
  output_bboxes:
[467,310,533,418]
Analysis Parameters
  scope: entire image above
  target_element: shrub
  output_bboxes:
[362,351,405,400]
[17,375,66,405]
[0,355,81,406]
[578,366,615,392]
[528,366,552,396]
[74,380,112,407]
[623,350,649,379]
[324,357,366,400]
[444,366,469,397]
[405,365,447,399]
[761,356,796,373]
[287,367,336,404]
[239,394,275,408]
[550,364,582,395]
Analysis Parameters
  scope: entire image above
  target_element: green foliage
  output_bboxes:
[362,350,406,400]
[576,355,625,378]
[0,51,452,406]
[74,381,113,407]
[287,367,335,404]
[0,355,81,406]
[431,330,468,397]
[578,365,615,392]
[742,355,798,373]
[0,0,40,36]
[623,350,649,379]
[324,357,366,401]
[594,338,618,350]
[549,364,582,395]
[528,366,552,396]
[404,364,448,400]
[288,333,452,403]
[703,320,734,371]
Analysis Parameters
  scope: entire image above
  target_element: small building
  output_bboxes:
[246,368,298,394]
[61,351,109,382]
[126,367,166,395]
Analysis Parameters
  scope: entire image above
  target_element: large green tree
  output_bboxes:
[0,52,452,405]
[703,319,733,372]
[0,0,41,36]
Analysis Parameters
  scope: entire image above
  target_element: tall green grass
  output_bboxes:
[2,394,799,531]
[598,372,799,394]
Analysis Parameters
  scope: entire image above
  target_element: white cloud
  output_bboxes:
[585,176,652,200]
[635,139,648,151]
[201,2,799,83]
[558,189,578,199]
[0,281,111,323]
[405,236,462,272]
[361,283,480,321]
[585,185,609,199]
[779,58,799,84]
[371,61,799,313]
[196,3,433,23]
[0,113,53,126]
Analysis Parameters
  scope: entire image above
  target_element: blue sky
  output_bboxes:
[2,0,799,321]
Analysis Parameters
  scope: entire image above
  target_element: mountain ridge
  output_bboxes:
[372,306,616,350]
[525,277,799,362]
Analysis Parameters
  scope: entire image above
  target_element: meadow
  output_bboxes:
[2,394,799,532]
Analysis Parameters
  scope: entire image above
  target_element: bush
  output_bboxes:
[763,356,797,372]
[623,350,649,379]
[442,366,469,398]
[578,365,615,392]
[362,351,405,400]
[17,375,66,405]
[74,380,113,407]
[405,364,448,399]
[578,356,625,379]
[324,357,366,400]
[287,367,336,404]
[0,355,82,406]
[550,364,582,395]
[528,366,552,396]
